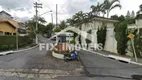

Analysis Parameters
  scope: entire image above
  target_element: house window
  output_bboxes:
[9,33,12,35]
[13,33,16,35]
[5,32,10,35]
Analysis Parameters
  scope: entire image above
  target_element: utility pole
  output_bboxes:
[51,13,53,24]
[16,28,18,50]
[56,4,58,27]
[34,2,42,44]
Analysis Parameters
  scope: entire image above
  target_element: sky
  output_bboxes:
[0,0,142,23]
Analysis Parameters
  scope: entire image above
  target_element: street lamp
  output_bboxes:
[38,10,52,16]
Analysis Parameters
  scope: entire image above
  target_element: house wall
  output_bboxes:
[80,20,117,53]
[0,19,19,28]
[0,23,17,35]
[0,13,12,20]
[136,19,142,28]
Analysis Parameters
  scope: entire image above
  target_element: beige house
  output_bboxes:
[0,11,27,36]
[0,20,17,35]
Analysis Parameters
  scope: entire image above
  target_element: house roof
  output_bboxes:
[0,20,16,29]
[0,11,11,16]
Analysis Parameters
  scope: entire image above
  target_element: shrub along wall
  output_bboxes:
[97,26,107,48]
[0,36,33,51]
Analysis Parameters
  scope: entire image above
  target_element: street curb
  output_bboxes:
[0,51,14,56]
[13,45,39,53]
[0,45,38,56]
[0,45,39,56]
[84,50,142,66]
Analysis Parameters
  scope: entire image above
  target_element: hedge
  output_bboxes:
[0,36,33,51]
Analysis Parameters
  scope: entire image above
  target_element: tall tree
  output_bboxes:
[90,2,105,17]
[126,10,131,18]
[72,11,85,26]
[59,20,67,29]
[32,16,47,24]
[137,4,142,15]
[103,0,122,18]
[131,11,135,18]
[27,16,47,37]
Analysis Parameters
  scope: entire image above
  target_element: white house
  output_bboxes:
[127,14,142,56]
[0,11,13,20]
[79,17,118,53]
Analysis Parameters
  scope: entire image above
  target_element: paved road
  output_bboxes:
[0,36,55,69]
[0,47,48,69]
[78,50,142,80]
[0,36,83,79]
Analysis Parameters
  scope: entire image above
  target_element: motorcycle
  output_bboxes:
[64,50,79,62]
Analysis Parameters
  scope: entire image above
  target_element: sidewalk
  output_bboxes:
[94,50,142,64]
[0,44,38,55]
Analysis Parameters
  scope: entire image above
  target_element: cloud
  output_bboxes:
[13,16,30,22]
[110,0,142,17]
[0,0,35,11]
[39,0,98,23]
[0,0,142,23]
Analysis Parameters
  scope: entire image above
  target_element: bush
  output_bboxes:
[9,45,15,50]
[114,21,128,55]
[53,49,70,54]
[0,45,9,51]
[54,27,61,32]
[97,26,107,48]
[0,35,33,51]
[70,39,76,44]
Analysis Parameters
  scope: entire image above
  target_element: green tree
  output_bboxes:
[54,27,61,32]
[97,26,107,48]
[90,2,106,17]
[59,20,67,29]
[41,23,54,37]
[32,16,47,24]
[111,14,119,20]
[137,4,142,15]
[114,20,128,55]
[26,16,47,38]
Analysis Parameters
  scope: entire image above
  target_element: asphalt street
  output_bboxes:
[78,50,142,80]
[0,36,82,80]
[0,36,142,80]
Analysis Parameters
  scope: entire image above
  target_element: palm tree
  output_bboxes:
[91,2,102,16]
[103,0,121,18]
[71,11,86,46]
[137,4,142,15]
[72,11,85,27]
[66,18,74,26]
